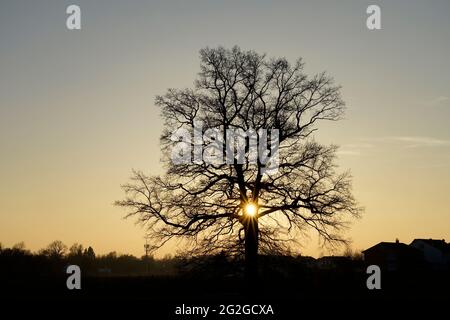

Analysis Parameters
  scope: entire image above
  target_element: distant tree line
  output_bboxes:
[0,240,364,281]
[0,241,180,277]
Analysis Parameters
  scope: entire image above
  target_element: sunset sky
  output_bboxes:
[1,0,449,257]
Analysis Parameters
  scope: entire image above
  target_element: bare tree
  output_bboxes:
[41,240,67,258]
[12,242,27,251]
[116,46,362,278]
[68,243,84,257]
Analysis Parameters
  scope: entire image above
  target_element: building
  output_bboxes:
[362,240,423,271]
[410,239,450,270]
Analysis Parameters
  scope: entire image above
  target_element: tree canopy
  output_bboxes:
[116,46,362,258]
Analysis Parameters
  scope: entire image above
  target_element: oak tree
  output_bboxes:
[116,46,362,278]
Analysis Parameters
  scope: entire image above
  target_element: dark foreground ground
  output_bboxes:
[1,252,449,317]
[2,269,450,318]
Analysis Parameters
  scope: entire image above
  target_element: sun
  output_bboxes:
[244,202,258,217]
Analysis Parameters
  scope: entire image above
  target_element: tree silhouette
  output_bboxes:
[68,243,84,257]
[40,240,67,258]
[12,242,27,252]
[84,246,96,260]
[116,46,362,278]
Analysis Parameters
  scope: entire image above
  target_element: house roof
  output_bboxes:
[411,239,450,253]
[362,241,416,254]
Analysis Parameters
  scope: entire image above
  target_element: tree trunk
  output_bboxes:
[244,216,259,282]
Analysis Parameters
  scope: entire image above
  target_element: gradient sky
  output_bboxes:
[1,0,449,257]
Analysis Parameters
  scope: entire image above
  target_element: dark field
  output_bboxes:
[2,255,449,318]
